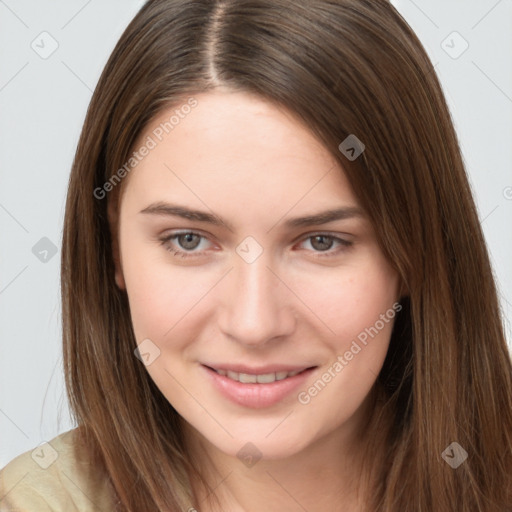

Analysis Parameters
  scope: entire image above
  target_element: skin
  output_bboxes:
[110,89,401,511]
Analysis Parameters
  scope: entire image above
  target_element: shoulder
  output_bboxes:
[0,428,116,512]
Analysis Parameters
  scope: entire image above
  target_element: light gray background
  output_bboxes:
[1,0,511,466]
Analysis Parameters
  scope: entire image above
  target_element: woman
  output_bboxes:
[1,0,511,511]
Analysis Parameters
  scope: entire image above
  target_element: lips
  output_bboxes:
[202,364,317,408]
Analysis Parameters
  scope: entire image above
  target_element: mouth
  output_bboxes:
[201,363,318,409]
[204,365,315,384]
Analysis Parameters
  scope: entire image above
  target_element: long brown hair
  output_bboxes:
[61,0,512,510]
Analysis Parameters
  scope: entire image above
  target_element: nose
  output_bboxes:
[217,253,297,347]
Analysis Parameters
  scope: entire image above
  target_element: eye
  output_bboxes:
[159,231,353,260]
[159,231,212,258]
[297,234,353,256]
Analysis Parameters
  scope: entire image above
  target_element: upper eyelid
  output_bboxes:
[291,230,353,244]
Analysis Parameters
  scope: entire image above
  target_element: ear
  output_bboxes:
[107,196,126,290]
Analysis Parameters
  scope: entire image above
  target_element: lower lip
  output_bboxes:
[201,365,316,409]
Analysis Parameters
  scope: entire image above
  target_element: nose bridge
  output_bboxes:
[218,251,295,345]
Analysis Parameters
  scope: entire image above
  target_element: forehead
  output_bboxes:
[120,90,359,222]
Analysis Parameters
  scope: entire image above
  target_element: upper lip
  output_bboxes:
[202,363,316,374]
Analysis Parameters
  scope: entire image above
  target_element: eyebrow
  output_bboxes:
[139,202,366,230]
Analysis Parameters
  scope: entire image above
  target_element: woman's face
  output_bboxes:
[111,89,401,461]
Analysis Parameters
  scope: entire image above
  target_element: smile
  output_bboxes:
[211,368,304,384]
[201,364,317,408]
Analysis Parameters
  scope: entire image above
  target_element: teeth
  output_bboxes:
[215,368,303,383]
[257,373,277,383]
[239,372,257,383]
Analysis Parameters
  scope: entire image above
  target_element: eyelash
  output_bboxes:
[158,231,353,259]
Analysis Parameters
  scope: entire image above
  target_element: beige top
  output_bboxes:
[0,428,117,511]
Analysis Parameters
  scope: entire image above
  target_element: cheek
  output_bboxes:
[293,255,399,344]
[120,239,221,346]
[292,254,399,409]
[299,261,399,406]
